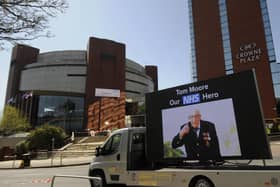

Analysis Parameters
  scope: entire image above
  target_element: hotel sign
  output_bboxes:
[235,43,262,64]
[95,88,120,97]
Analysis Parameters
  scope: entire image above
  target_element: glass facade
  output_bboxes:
[260,0,276,63]
[219,0,233,75]
[188,0,198,82]
[260,0,280,98]
[37,95,84,133]
[270,63,280,98]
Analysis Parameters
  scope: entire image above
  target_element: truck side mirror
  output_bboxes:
[96,146,101,157]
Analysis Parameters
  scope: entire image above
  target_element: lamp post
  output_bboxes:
[51,137,55,150]
[68,110,73,134]
[51,137,55,166]
[98,98,102,131]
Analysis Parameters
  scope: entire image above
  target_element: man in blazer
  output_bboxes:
[172,110,221,161]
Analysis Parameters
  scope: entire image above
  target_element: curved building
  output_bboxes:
[5,37,158,132]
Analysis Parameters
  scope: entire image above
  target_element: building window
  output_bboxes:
[37,95,84,133]
[260,0,276,63]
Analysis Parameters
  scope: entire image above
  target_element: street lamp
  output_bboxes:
[51,137,55,150]
[51,137,55,166]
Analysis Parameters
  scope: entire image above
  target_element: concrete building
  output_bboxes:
[5,37,158,132]
[188,0,279,119]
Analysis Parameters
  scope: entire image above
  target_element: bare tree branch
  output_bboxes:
[0,0,68,49]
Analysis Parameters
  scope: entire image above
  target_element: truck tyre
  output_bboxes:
[90,170,107,187]
[190,177,214,187]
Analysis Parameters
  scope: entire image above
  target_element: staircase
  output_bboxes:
[56,136,108,158]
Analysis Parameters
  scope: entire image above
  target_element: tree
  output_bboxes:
[0,105,31,135]
[0,0,68,49]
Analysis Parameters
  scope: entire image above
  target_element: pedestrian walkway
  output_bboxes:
[0,156,93,169]
[0,135,106,169]
[1,141,280,169]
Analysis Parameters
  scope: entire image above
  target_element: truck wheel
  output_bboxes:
[90,170,107,187]
[192,177,213,187]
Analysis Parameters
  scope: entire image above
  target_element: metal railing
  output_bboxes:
[35,150,95,167]
[0,151,95,169]
[51,175,102,187]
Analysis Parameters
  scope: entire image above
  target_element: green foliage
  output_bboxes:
[164,141,184,158]
[266,126,271,135]
[27,124,67,151]
[0,106,31,135]
[15,140,29,156]
[0,110,3,120]
[137,103,146,114]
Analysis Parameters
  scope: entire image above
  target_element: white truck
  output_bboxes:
[88,126,280,187]
[89,71,280,187]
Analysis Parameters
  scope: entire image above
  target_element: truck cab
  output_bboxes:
[89,127,280,187]
[89,127,149,186]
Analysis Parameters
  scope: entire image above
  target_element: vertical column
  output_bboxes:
[85,37,126,130]
[145,65,158,91]
[5,44,39,104]
[5,44,39,126]
[226,0,277,118]
[191,0,225,80]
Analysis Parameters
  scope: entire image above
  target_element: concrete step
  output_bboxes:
[53,150,95,158]
[49,136,107,158]
[58,140,104,158]
[81,136,108,143]
[65,142,103,151]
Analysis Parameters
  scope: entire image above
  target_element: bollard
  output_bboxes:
[22,153,31,167]
[51,151,53,166]
[12,155,16,168]
[60,152,63,166]
[19,160,24,168]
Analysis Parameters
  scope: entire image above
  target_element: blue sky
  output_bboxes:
[0,0,280,113]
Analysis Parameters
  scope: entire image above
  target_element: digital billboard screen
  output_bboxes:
[146,70,271,161]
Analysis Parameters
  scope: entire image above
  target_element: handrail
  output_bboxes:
[51,175,102,187]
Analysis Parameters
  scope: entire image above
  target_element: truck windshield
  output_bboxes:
[102,134,121,155]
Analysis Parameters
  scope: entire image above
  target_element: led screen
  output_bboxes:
[146,70,272,161]
[162,98,241,160]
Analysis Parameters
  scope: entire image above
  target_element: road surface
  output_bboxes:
[0,165,91,187]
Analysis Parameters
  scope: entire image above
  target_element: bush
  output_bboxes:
[27,124,67,151]
[15,140,29,156]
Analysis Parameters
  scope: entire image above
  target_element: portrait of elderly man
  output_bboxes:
[172,110,221,160]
